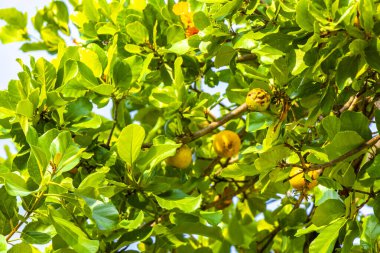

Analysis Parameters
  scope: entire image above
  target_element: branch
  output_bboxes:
[236,53,257,62]
[308,134,380,171]
[6,191,45,242]
[283,134,380,183]
[181,103,248,144]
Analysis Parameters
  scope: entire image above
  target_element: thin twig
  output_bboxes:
[106,99,120,147]
[181,103,248,144]
[6,191,44,242]
[283,134,380,183]
[308,134,380,171]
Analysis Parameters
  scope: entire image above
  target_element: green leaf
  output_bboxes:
[174,57,185,101]
[0,172,33,196]
[171,222,223,240]
[117,124,145,167]
[169,39,191,55]
[126,21,149,44]
[149,86,181,110]
[364,38,380,72]
[119,211,144,231]
[21,231,52,245]
[324,131,364,160]
[71,115,102,129]
[220,163,260,178]
[0,187,17,219]
[373,195,380,221]
[50,131,83,173]
[270,57,289,86]
[50,1,69,34]
[360,215,380,252]
[154,189,202,213]
[193,11,211,30]
[227,214,244,245]
[79,48,102,78]
[309,218,347,253]
[336,56,360,90]
[0,25,27,44]
[358,0,374,33]
[28,145,49,184]
[199,211,223,226]
[341,221,360,253]
[0,8,27,28]
[312,199,346,227]
[321,115,341,140]
[82,0,99,21]
[214,45,236,68]
[34,58,57,92]
[366,155,380,179]
[246,112,276,132]
[296,0,315,32]
[113,60,132,91]
[83,198,119,231]
[166,25,185,45]
[16,99,34,118]
[211,0,242,21]
[116,226,152,250]
[254,145,292,173]
[340,111,371,140]
[64,97,92,122]
[375,110,380,134]
[8,242,40,253]
[317,176,343,190]
[136,143,180,171]
[50,214,99,253]
[0,235,6,253]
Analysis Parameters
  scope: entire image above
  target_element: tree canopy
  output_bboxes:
[0,0,380,252]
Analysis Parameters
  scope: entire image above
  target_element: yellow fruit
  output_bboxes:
[213,130,241,158]
[246,88,271,111]
[166,144,193,169]
[289,167,320,191]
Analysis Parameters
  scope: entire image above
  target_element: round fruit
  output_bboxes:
[213,130,241,158]
[289,167,320,191]
[246,88,271,111]
[166,144,193,169]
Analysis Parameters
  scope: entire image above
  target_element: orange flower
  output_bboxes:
[173,2,190,16]
[186,26,199,37]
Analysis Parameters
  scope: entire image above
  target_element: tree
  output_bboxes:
[0,0,379,252]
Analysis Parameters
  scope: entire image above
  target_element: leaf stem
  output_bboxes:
[106,98,120,147]
[6,191,44,242]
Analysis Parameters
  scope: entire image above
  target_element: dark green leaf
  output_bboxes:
[214,45,236,68]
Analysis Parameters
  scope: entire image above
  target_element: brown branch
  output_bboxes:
[236,53,257,62]
[6,191,45,242]
[308,134,380,171]
[181,103,248,144]
[283,134,380,183]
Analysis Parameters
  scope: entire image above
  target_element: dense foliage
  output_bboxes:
[0,0,380,252]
